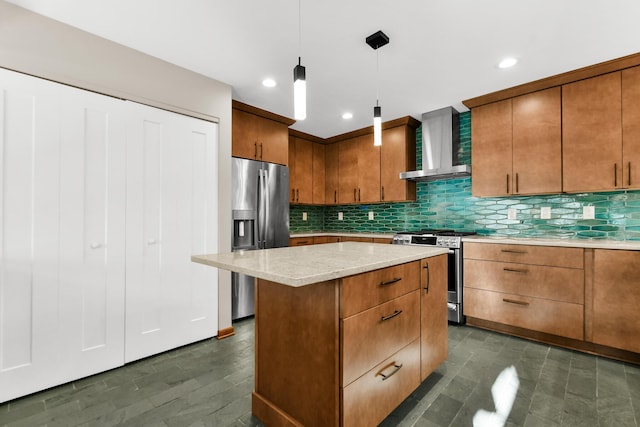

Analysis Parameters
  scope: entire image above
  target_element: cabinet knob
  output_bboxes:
[89,242,103,249]
[147,238,158,245]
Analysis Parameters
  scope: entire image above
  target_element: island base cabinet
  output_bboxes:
[252,257,447,427]
[342,339,421,427]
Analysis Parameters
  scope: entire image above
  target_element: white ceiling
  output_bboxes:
[7,0,640,138]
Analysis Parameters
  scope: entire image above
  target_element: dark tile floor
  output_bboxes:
[1,318,639,426]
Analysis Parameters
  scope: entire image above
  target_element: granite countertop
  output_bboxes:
[290,231,395,239]
[463,235,640,251]
[191,242,448,287]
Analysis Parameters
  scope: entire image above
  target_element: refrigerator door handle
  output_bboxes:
[264,168,271,248]
[257,169,265,249]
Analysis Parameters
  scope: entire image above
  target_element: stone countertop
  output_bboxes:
[191,242,448,287]
[463,235,640,251]
[290,231,395,239]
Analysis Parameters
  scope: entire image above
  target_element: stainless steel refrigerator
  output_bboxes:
[231,157,289,320]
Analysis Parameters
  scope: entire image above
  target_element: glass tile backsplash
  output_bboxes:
[289,111,640,241]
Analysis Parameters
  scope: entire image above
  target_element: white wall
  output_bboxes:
[0,0,233,334]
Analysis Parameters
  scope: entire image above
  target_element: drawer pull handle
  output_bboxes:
[380,277,402,286]
[503,268,529,274]
[500,249,527,254]
[503,298,530,306]
[381,310,402,322]
[376,362,403,381]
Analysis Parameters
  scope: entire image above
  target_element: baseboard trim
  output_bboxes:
[216,326,235,340]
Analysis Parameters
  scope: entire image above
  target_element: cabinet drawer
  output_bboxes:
[341,261,420,317]
[464,242,583,269]
[342,339,420,427]
[464,288,584,340]
[464,259,584,304]
[342,291,420,386]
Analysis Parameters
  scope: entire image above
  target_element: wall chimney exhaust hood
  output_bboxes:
[400,106,471,181]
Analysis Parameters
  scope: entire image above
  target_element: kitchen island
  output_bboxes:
[192,242,449,427]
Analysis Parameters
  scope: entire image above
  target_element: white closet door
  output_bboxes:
[57,86,127,380]
[125,102,218,363]
[0,70,63,402]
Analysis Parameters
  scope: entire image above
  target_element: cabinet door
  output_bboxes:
[259,117,289,166]
[325,143,339,204]
[232,108,259,160]
[512,87,562,195]
[288,138,296,202]
[420,255,447,381]
[622,66,640,189]
[471,99,513,196]
[357,134,380,203]
[291,137,313,204]
[125,103,218,363]
[339,138,359,203]
[592,250,640,354]
[380,126,415,202]
[313,142,326,204]
[563,72,622,192]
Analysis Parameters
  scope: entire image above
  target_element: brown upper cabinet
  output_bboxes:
[465,52,640,196]
[288,136,314,204]
[338,134,380,203]
[562,72,623,193]
[325,143,339,205]
[622,66,640,190]
[380,126,417,202]
[288,132,326,205]
[331,116,418,205]
[232,100,294,166]
[471,88,562,197]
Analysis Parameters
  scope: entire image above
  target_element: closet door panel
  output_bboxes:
[0,70,62,403]
[125,104,218,362]
[58,87,126,379]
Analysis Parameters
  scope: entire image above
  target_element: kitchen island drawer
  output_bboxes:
[464,242,584,269]
[341,261,420,317]
[464,288,584,340]
[342,339,421,427]
[342,290,420,386]
[464,259,584,304]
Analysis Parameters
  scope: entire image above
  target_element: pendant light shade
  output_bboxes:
[373,105,382,146]
[293,57,306,120]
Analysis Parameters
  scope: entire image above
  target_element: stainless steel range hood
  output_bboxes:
[400,106,471,181]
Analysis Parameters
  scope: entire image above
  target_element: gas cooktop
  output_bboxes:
[394,229,477,237]
[392,229,476,248]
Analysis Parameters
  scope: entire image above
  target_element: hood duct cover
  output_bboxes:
[400,106,471,181]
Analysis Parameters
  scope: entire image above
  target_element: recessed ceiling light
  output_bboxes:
[342,112,353,119]
[498,57,518,69]
[262,78,276,88]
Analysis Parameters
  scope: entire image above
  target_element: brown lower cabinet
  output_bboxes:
[464,242,640,363]
[252,255,448,427]
[290,235,392,245]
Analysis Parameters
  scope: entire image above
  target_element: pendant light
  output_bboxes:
[366,30,389,146]
[293,0,306,120]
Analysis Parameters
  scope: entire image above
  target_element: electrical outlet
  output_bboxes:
[338,212,343,221]
[302,212,307,221]
[583,206,595,219]
[368,211,374,220]
[541,207,551,219]
[507,208,517,220]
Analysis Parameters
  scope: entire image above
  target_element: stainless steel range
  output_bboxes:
[392,229,476,324]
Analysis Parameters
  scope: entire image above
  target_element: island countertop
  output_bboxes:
[191,242,449,287]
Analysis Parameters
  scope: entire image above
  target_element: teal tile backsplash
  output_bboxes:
[290,111,640,240]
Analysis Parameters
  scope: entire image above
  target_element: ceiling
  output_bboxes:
[7,0,640,138]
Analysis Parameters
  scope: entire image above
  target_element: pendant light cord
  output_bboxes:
[298,0,302,57]
[376,47,380,106]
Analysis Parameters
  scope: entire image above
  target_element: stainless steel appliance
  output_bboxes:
[232,157,289,320]
[392,229,476,324]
